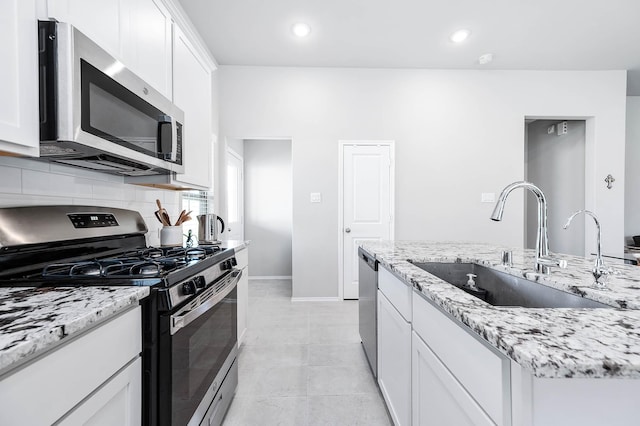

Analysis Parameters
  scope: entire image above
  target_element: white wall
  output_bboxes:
[218,67,627,298]
[625,96,640,241]
[0,157,179,246]
[244,139,292,276]
[526,120,585,256]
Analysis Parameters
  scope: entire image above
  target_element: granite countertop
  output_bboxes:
[361,240,640,379]
[222,240,250,251]
[0,286,149,374]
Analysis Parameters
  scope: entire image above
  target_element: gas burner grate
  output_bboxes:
[39,245,224,279]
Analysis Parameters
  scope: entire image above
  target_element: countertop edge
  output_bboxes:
[0,287,149,375]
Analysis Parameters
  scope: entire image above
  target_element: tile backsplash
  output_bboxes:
[0,156,180,247]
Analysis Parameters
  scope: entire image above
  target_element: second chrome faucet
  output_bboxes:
[564,210,611,288]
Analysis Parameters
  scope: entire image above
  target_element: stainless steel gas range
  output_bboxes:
[0,205,240,426]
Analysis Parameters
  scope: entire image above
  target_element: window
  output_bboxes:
[181,191,213,247]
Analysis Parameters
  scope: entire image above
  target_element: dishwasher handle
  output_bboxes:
[359,248,378,271]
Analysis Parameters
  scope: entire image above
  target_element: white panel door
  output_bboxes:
[342,144,392,299]
[226,148,244,241]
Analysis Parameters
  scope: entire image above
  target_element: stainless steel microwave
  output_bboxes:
[38,20,184,176]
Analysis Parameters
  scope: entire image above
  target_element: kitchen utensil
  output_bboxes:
[197,214,225,243]
[154,210,166,225]
[175,210,186,226]
[161,209,171,226]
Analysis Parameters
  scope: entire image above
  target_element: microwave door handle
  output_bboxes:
[171,116,178,162]
[157,115,173,160]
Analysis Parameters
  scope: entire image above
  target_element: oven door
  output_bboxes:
[159,269,240,426]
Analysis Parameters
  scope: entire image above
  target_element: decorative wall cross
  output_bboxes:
[605,174,615,189]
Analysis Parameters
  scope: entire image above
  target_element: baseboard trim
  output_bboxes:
[249,276,292,280]
[290,297,341,302]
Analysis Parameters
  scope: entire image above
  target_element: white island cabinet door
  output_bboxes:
[0,0,39,156]
[58,358,142,426]
[172,24,213,189]
[412,331,495,426]
[377,290,411,426]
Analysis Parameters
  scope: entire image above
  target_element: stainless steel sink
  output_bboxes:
[410,262,612,309]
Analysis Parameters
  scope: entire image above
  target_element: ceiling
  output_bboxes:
[178,0,640,94]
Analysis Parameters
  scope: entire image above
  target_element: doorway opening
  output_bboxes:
[524,119,586,256]
[226,139,293,281]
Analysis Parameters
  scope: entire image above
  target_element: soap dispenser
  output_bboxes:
[461,272,488,301]
[466,273,478,290]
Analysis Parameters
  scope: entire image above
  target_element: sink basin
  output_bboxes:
[410,262,612,309]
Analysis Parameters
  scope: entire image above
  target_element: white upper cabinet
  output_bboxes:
[47,0,128,60]
[172,24,213,189]
[48,0,172,99]
[126,0,173,99]
[0,0,40,156]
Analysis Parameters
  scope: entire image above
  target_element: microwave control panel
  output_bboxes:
[68,213,119,228]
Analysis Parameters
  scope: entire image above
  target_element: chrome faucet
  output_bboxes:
[563,210,610,288]
[491,181,567,274]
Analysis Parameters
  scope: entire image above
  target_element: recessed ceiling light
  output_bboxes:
[450,29,471,43]
[292,23,311,38]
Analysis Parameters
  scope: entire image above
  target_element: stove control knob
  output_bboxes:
[220,260,232,271]
[194,276,206,289]
[182,280,197,295]
[230,258,238,267]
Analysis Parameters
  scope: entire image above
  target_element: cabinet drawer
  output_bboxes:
[412,293,509,426]
[0,307,141,426]
[378,265,412,322]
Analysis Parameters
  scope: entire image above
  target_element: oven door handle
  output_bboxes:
[170,269,241,335]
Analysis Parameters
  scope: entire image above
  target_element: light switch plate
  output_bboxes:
[481,193,496,203]
[310,192,322,203]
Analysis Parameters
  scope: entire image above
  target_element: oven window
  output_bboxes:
[80,59,165,158]
[169,287,237,425]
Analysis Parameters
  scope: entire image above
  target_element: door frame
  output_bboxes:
[338,140,396,300]
[226,147,244,241]
[525,115,596,258]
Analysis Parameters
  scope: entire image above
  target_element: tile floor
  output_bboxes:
[222,279,392,426]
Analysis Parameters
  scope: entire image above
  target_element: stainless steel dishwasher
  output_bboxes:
[358,246,378,378]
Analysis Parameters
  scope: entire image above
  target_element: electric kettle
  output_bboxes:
[196,214,225,243]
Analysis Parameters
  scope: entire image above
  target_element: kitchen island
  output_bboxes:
[362,240,640,426]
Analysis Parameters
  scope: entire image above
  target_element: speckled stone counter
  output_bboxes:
[361,240,640,379]
[222,240,250,251]
[0,286,149,374]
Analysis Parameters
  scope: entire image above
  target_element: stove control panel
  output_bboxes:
[181,276,206,296]
[68,213,119,228]
[220,258,237,271]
